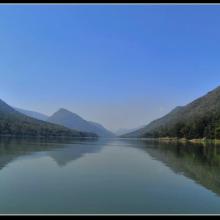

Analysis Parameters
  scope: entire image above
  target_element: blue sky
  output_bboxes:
[1,4,220,131]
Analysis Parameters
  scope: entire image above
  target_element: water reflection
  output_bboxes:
[2,136,220,200]
[0,137,109,169]
[138,140,220,197]
[48,141,105,166]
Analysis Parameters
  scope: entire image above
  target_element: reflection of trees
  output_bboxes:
[140,140,220,196]
[3,136,220,199]
[0,137,107,170]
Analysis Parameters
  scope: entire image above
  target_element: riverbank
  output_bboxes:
[151,137,220,145]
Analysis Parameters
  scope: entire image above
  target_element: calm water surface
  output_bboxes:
[0,137,220,214]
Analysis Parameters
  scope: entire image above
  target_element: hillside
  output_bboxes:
[0,99,96,138]
[115,125,145,136]
[14,107,48,121]
[122,86,220,139]
[47,108,115,137]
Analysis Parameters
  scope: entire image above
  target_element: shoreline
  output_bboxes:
[120,137,220,145]
[0,134,98,139]
[157,137,220,144]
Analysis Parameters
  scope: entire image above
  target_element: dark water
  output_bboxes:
[0,137,220,214]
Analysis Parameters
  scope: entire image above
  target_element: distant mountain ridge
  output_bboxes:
[122,86,220,139]
[14,107,48,121]
[47,108,115,137]
[115,125,145,136]
[0,99,96,138]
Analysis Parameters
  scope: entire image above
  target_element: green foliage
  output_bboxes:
[140,86,220,140]
[0,99,97,138]
[143,113,220,139]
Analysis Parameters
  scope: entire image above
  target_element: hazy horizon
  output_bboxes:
[1,4,220,131]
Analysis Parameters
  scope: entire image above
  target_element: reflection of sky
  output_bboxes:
[0,138,111,168]
[1,139,220,213]
[0,139,220,213]
[47,140,111,167]
[1,5,220,131]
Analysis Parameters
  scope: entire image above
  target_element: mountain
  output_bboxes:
[47,108,115,137]
[0,99,96,138]
[115,125,145,136]
[14,107,48,121]
[122,86,220,139]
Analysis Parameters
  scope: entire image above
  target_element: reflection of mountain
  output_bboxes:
[48,139,111,166]
[0,138,56,170]
[138,140,220,196]
[0,137,109,170]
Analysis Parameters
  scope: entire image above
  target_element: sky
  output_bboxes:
[1,4,220,132]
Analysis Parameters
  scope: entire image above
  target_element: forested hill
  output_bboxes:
[0,99,97,138]
[122,86,220,139]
